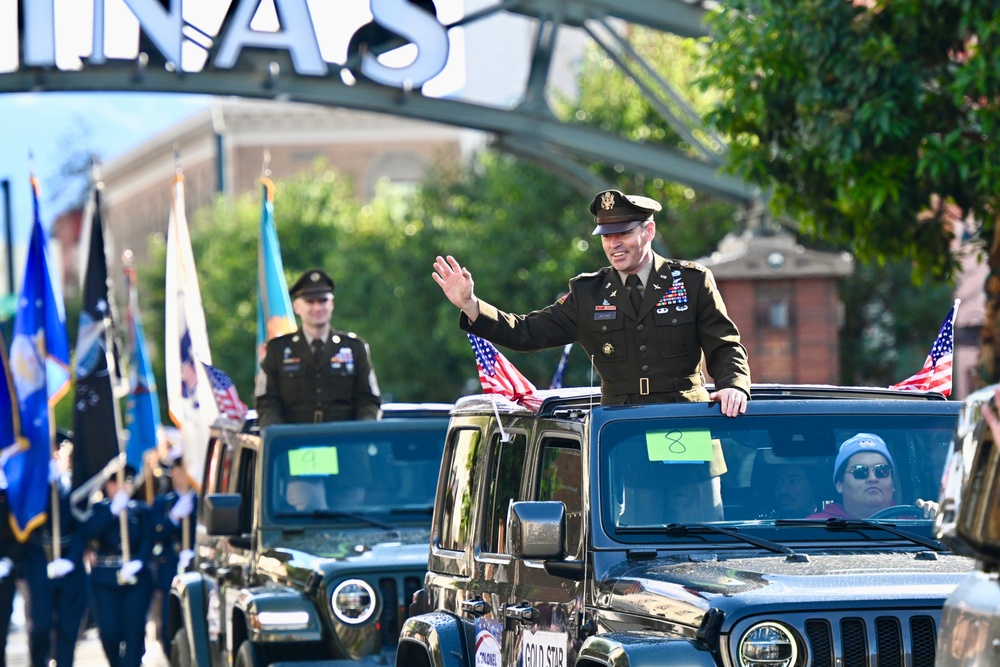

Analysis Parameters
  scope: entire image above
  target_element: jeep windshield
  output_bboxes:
[597,400,958,545]
[264,429,445,521]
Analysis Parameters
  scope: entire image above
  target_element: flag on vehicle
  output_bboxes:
[202,362,248,423]
[467,334,539,409]
[549,343,573,390]
[890,300,959,397]
[165,170,218,487]
[71,185,126,498]
[124,263,162,476]
[6,176,71,540]
[257,176,297,366]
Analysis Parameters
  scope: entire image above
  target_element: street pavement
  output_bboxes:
[5,593,169,667]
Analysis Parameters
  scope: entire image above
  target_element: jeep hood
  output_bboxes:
[599,552,975,628]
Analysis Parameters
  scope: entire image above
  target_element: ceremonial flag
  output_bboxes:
[71,186,124,497]
[257,177,296,365]
[202,362,248,423]
[467,334,538,408]
[549,343,573,390]
[124,265,162,475]
[165,172,218,487]
[890,300,958,397]
[0,332,25,489]
[6,177,70,540]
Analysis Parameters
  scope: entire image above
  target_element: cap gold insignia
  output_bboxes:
[601,191,616,210]
[310,272,320,282]
[602,343,614,356]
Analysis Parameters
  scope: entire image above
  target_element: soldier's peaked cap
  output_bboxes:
[590,189,662,235]
[290,269,335,299]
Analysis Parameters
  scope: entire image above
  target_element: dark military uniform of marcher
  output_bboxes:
[148,453,196,658]
[20,461,89,667]
[255,269,382,426]
[0,479,24,667]
[433,189,751,415]
[84,469,154,667]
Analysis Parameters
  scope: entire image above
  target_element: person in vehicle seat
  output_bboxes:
[432,189,750,416]
[808,433,937,519]
[765,466,821,518]
[286,477,331,511]
[255,269,382,427]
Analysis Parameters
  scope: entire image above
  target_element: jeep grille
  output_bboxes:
[376,575,423,647]
[801,612,936,667]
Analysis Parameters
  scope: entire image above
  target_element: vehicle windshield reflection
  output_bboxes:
[600,413,956,542]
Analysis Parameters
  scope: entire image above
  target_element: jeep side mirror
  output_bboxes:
[204,493,242,536]
[507,501,565,560]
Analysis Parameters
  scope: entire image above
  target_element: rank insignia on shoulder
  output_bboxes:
[602,343,614,356]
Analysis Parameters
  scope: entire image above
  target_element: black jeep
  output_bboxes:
[167,404,451,667]
[400,386,973,667]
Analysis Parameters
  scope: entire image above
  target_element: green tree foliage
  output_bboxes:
[700,0,999,281]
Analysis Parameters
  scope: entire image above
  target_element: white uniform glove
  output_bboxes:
[178,549,194,571]
[47,558,75,579]
[49,459,61,484]
[169,491,196,525]
[110,490,130,516]
[119,559,143,581]
[0,557,12,580]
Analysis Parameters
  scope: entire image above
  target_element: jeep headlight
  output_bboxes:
[737,622,799,667]
[331,579,377,625]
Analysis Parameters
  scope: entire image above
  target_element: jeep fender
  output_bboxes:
[170,570,213,667]
[237,586,325,643]
[578,633,713,667]
[397,611,472,666]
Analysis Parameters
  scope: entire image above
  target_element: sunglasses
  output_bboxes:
[847,463,892,480]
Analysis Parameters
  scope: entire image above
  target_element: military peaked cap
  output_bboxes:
[589,189,662,235]
[289,269,335,299]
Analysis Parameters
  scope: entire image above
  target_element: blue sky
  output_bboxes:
[1,91,211,245]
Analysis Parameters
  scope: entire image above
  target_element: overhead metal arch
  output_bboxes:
[0,0,759,204]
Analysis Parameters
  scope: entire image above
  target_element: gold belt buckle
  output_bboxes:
[639,378,650,396]
[313,410,323,423]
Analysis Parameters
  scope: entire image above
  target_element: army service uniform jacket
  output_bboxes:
[463,254,751,405]
[255,328,382,427]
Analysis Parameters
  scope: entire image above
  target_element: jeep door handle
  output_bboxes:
[461,598,492,617]
[504,603,539,623]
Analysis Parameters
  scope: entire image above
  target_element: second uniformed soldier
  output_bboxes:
[148,453,196,659]
[84,468,153,667]
[255,269,382,426]
[432,189,751,415]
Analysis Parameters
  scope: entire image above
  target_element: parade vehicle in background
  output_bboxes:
[400,385,973,667]
[935,385,1000,667]
[166,403,451,667]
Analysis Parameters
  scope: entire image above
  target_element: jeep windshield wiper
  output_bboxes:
[621,522,805,560]
[275,510,394,530]
[775,518,947,552]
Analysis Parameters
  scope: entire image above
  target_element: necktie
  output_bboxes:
[626,274,643,313]
[311,338,324,363]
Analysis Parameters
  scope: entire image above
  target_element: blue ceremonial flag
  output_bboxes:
[6,176,70,540]
[125,265,162,476]
[0,332,25,486]
[257,177,297,366]
[72,186,124,496]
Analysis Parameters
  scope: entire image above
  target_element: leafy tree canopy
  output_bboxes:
[700,0,999,280]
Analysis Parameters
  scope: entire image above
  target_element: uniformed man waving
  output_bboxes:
[255,269,382,426]
[432,189,751,416]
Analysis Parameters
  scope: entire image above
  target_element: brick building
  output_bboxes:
[703,230,853,385]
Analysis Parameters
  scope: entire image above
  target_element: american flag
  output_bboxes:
[201,362,248,422]
[467,334,537,406]
[890,302,958,397]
